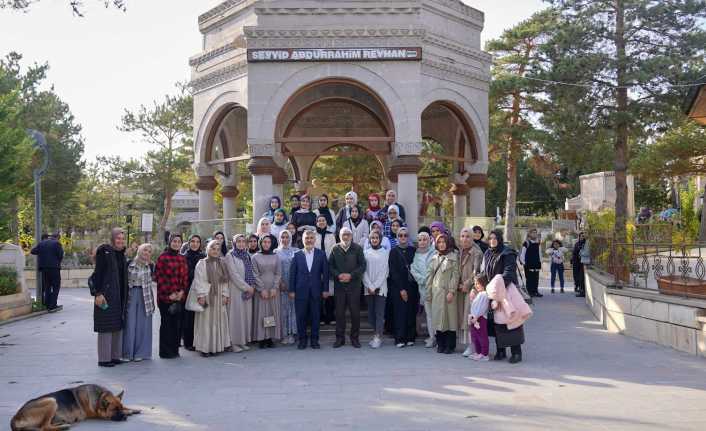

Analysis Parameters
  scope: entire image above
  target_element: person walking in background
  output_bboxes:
[31,233,64,311]
[224,234,254,353]
[467,274,490,361]
[411,231,436,348]
[182,234,205,351]
[329,227,367,348]
[155,234,189,359]
[520,229,543,298]
[190,240,231,357]
[252,234,282,348]
[276,230,298,345]
[289,230,330,350]
[315,215,336,325]
[388,227,419,348]
[457,227,483,356]
[572,232,590,297]
[122,243,155,362]
[91,228,129,367]
[363,230,389,349]
[546,239,568,294]
[425,233,460,354]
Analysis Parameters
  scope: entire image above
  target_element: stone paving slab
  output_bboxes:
[1,286,705,430]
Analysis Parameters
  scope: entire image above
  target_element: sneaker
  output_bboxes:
[462,346,473,357]
[424,337,436,348]
[241,344,251,351]
[478,355,490,362]
[232,345,244,353]
[133,358,144,362]
[371,336,382,349]
[406,341,415,347]
[469,353,481,361]
[396,342,406,348]
[288,335,296,345]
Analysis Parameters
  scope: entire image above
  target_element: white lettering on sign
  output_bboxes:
[247,48,422,63]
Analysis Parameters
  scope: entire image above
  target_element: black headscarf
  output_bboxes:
[247,234,259,255]
[259,234,277,255]
[213,231,228,256]
[184,234,205,285]
[473,225,489,253]
[317,194,334,226]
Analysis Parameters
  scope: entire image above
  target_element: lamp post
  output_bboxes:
[28,130,49,306]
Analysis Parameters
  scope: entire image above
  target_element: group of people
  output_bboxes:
[89,190,532,367]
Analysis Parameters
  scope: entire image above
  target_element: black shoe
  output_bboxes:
[560,288,565,293]
[297,343,306,350]
[576,292,586,298]
[98,361,115,367]
[436,345,444,353]
[111,359,126,366]
[535,293,543,298]
[333,339,344,348]
[494,351,507,361]
[551,288,555,294]
[311,342,321,349]
[266,339,274,348]
[184,346,196,351]
[351,338,361,348]
[444,348,454,354]
[509,353,523,364]
[259,341,267,349]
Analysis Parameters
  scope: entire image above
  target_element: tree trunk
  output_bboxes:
[158,191,173,246]
[504,87,523,244]
[614,0,629,244]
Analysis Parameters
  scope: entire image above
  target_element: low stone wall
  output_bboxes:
[24,268,93,289]
[585,268,706,358]
[0,244,31,321]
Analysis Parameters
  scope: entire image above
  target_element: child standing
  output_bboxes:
[468,274,490,361]
[546,239,568,293]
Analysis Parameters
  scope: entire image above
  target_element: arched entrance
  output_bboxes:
[275,78,395,191]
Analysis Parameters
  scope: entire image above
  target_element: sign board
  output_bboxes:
[141,213,154,232]
[247,47,422,63]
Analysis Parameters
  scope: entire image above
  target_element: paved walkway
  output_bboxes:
[1,285,706,431]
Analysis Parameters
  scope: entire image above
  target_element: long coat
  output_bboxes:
[252,253,282,341]
[457,245,483,345]
[91,244,128,333]
[192,259,231,354]
[388,245,418,296]
[425,251,460,332]
[223,253,253,346]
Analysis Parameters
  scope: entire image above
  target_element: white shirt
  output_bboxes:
[303,248,315,271]
[363,247,390,296]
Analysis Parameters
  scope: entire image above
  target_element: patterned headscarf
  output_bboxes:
[232,234,257,287]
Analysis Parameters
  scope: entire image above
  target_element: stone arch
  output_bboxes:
[194,91,247,165]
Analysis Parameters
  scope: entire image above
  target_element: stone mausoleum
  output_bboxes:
[190,0,491,236]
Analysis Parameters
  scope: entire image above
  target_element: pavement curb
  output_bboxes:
[0,306,62,327]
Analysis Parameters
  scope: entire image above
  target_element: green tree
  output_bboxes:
[544,0,706,243]
[486,8,557,240]
[117,83,193,239]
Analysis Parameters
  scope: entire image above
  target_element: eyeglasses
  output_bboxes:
[398,234,408,238]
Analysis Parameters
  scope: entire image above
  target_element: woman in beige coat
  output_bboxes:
[457,227,484,355]
[224,234,255,352]
[425,233,460,354]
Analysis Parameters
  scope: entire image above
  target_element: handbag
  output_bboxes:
[263,315,276,328]
[185,286,205,312]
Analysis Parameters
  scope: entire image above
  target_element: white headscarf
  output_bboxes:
[387,204,400,221]
[339,227,353,250]
[345,191,358,207]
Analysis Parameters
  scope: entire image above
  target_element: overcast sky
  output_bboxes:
[0,0,545,161]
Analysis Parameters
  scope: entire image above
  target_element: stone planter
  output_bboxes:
[657,275,706,301]
[0,243,32,322]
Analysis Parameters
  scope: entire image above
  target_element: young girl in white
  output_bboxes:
[468,274,490,361]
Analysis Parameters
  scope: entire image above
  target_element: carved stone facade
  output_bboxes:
[191,0,491,229]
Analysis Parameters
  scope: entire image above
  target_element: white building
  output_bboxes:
[190,0,491,235]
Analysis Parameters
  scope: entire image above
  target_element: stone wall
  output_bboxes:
[24,268,92,289]
[585,268,706,358]
[0,244,32,321]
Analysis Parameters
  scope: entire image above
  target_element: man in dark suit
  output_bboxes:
[31,233,64,311]
[329,227,366,348]
[289,229,330,349]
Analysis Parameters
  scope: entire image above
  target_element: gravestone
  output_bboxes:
[0,243,32,321]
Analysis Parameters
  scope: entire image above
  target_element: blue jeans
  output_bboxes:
[550,263,565,289]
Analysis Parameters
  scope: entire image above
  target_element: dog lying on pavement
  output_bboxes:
[11,384,140,431]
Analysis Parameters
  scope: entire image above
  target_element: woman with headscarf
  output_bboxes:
[256,217,279,249]
[247,234,260,255]
[457,227,484,356]
[122,243,155,362]
[365,193,382,223]
[481,229,524,363]
[389,219,404,248]
[275,229,298,345]
[472,225,489,253]
[92,228,129,367]
[289,194,301,218]
[363,220,391,251]
[291,194,317,248]
[213,231,228,256]
[155,233,189,359]
[388,227,419,348]
[425,233,460,354]
[262,196,287,223]
[251,234,282,348]
[181,234,205,351]
[411,231,436,348]
[383,205,405,244]
[315,193,337,234]
[363,230,389,348]
[271,208,288,240]
[430,221,448,244]
[224,234,254,352]
[191,240,231,357]
[315,214,336,325]
[342,205,369,246]
[335,191,359,235]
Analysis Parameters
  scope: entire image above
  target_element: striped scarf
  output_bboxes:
[232,248,257,287]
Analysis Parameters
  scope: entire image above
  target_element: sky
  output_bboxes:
[0,0,545,161]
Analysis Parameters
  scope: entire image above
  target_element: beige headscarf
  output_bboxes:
[205,240,229,287]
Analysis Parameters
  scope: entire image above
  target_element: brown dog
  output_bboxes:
[10,384,140,431]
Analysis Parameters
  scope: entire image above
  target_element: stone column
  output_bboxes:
[221,186,239,220]
[272,166,288,201]
[451,182,469,217]
[467,173,488,217]
[248,156,278,226]
[388,155,422,239]
[196,176,217,220]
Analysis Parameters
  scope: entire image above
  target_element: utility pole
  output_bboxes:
[28,130,49,306]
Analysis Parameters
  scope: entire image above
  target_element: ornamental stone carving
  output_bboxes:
[196,176,218,191]
[247,142,275,157]
[254,6,421,16]
[387,155,422,182]
[395,141,424,156]
[189,42,239,67]
[220,185,239,198]
[466,173,488,188]
[190,59,248,93]
[247,156,279,176]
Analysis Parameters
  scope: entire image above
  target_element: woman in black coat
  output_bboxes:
[91,228,129,367]
[482,229,525,364]
[181,234,205,351]
[387,227,419,347]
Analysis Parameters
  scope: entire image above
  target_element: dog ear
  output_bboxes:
[116,390,124,400]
